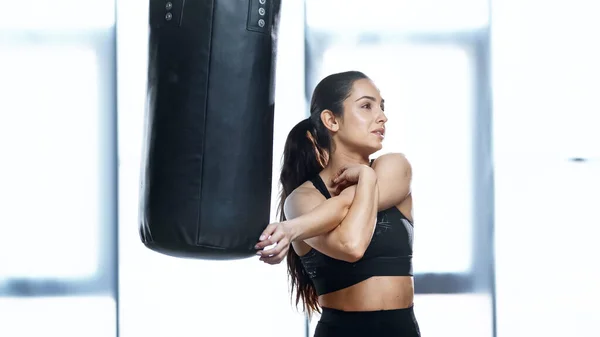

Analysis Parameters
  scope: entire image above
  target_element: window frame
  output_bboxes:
[304,29,495,295]
[0,28,118,298]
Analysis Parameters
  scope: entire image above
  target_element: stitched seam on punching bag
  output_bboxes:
[195,0,216,245]
[179,0,187,25]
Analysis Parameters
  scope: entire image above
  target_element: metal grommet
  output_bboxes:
[259,0,266,4]
[258,19,265,27]
[258,8,265,16]
[165,2,173,10]
[165,12,173,21]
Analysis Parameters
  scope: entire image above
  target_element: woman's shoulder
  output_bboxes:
[371,152,412,172]
[293,179,322,197]
[370,152,413,208]
[283,180,327,219]
[293,178,330,202]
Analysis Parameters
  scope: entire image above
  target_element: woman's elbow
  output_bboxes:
[344,249,365,263]
[339,241,366,263]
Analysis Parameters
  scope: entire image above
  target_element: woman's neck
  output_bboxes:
[322,150,370,179]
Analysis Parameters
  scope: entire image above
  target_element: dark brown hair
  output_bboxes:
[277,71,369,316]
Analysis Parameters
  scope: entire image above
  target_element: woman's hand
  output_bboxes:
[254,221,296,265]
[331,163,373,194]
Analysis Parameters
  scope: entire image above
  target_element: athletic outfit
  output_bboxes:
[299,171,420,337]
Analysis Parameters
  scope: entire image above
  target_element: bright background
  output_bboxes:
[1,0,598,336]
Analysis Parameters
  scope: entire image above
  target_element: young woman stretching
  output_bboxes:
[255,71,419,336]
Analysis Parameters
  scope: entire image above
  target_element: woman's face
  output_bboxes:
[331,78,388,155]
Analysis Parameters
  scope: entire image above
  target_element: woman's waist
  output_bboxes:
[319,276,414,312]
[317,303,417,331]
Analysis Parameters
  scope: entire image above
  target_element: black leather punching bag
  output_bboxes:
[140,0,281,260]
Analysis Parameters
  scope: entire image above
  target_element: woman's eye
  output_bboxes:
[362,103,371,109]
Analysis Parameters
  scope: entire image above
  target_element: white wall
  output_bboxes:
[116,1,308,336]
[0,1,117,336]
[492,1,600,336]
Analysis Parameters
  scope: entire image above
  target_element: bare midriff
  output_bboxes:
[318,276,414,311]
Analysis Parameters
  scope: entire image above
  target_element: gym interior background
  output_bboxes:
[1,0,598,336]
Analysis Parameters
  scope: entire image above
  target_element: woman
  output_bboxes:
[255,71,419,336]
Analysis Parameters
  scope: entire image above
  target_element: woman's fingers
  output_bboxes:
[332,166,348,183]
[258,235,287,257]
[256,229,284,251]
[260,247,289,265]
[257,223,276,240]
[255,222,282,249]
[332,171,348,185]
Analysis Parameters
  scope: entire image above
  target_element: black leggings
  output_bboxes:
[314,305,421,337]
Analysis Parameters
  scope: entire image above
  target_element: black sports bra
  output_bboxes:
[299,173,414,296]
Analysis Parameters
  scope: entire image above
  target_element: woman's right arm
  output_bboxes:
[255,182,357,263]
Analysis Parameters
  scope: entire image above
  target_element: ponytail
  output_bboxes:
[278,117,326,316]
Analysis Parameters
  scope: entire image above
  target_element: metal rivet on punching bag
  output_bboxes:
[140,0,282,260]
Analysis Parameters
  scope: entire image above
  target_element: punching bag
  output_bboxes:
[139,0,281,260]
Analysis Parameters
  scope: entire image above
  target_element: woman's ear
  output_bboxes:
[320,109,340,133]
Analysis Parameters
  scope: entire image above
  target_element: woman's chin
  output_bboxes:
[372,139,384,149]
[362,142,383,155]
